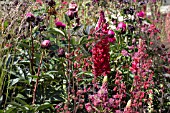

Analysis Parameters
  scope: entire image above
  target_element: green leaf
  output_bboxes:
[48,28,65,37]
[3,70,16,76]
[32,26,39,33]
[35,104,53,111]
[10,78,20,86]
[27,75,39,79]
[16,94,26,99]
[4,21,9,28]
[19,42,30,49]
[78,35,88,45]
[14,97,28,105]
[65,14,70,25]
[71,37,77,45]
[7,102,26,111]
[5,107,16,113]
[129,73,134,78]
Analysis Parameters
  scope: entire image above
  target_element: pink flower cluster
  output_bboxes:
[127,39,154,112]
[85,83,110,112]
[85,73,126,112]
[92,11,113,76]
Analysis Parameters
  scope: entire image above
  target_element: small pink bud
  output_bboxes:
[150,41,153,45]
[41,40,51,48]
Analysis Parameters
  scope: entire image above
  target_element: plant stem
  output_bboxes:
[32,51,44,104]
[67,30,71,106]
[30,22,34,75]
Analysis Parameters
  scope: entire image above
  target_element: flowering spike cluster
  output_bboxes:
[127,39,154,112]
[92,11,111,76]
[85,73,126,112]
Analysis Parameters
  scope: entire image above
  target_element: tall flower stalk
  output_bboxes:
[92,11,110,77]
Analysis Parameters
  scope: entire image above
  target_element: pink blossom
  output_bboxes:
[108,37,116,43]
[26,12,34,18]
[108,30,115,37]
[62,1,68,5]
[137,11,145,18]
[121,49,129,56]
[85,103,93,112]
[36,0,43,5]
[41,40,51,48]
[117,22,126,31]
[66,1,78,19]
[54,18,66,29]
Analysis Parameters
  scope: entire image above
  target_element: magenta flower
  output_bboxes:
[136,11,145,18]
[55,18,66,29]
[108,37,116,43]
[117,22,126,31]
[26,12,35,22]
[68,1,77,10]
[41,40,51,48]
[26,12,34,18]
[85,103,93,112]
[62,1,68,5]
[107,30,116,43]
[108,30,115,37]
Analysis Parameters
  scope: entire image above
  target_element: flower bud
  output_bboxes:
[41,40,51,48]
[48,0,56,7]
[58,48,65,57]
[55,19,66,29]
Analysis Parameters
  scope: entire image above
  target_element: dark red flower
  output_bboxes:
[92,11,110,76]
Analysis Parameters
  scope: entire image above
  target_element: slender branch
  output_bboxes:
[32,51,44,104]
[67,30,71,106]
[30,22,34,76]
